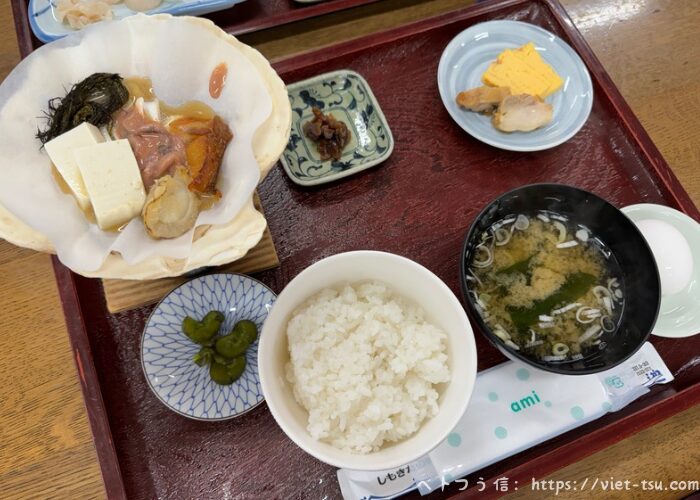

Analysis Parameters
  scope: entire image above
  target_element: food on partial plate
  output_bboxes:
[482,42,563,99]
[456,42,561,133]
[456,86,511,114]
[124,0,162,11]
[55,0,163,29]
[209,357,246,386]
[492,94,553,132]
[55,0,116,30]
[466,212,625,362]
[39,73,233,239]
[285,281,450,454]
[183,310,224,344]
[182,311,259,386]
[303,107,351,161]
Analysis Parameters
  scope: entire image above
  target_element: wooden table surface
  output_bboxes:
[1,0,698,498]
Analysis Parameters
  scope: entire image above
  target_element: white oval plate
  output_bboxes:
[437,20,593,152]
[622,204,700,339]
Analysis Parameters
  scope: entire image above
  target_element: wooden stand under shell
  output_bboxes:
[102,195,279,313]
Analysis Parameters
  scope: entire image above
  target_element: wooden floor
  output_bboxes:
[0,0,698,498]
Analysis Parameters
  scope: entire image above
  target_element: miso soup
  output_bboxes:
[466,211,624,362]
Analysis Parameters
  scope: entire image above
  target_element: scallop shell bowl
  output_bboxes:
[0,14,291,279]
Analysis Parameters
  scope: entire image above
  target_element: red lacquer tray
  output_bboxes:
[10,0,383,56]
[17,0,700,498]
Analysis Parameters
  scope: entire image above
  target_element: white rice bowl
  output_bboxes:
[258,250,477,471]
[286,281,450,454]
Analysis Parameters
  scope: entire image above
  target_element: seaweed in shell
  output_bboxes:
[36,73,129,144]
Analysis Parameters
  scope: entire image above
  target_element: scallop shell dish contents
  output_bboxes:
[0,14,291,279]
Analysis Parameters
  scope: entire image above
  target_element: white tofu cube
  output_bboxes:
[44,122,104,211]
[74,139,146,230]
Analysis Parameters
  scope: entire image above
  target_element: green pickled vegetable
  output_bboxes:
[182,317,200,336]
[232,319,258,345]
[203,310,225,325]
[213,353,230,365]
[215,332,249,359]
[507,272,596,332]
[225,356,246,381]
[192,346,214,367]
[182,311,255,386]
[209,361,234,385]
[209,356,246,385]
[182,310,224,345]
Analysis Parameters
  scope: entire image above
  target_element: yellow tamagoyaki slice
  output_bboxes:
[482,42,563,99]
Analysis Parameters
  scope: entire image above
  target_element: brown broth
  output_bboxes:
[161,100,215,121]
[468,212,624,361]
[124,76,216,120]
[123,76,155,102]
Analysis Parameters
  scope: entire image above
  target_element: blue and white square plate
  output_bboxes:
[29,0,247,43]
[280,69,394,186]
[141,273,275,421]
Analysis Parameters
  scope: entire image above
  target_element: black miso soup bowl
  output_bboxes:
[460,184,661,375]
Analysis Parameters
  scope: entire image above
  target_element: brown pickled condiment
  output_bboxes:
[303,107,351,161]
[209,63,228,99]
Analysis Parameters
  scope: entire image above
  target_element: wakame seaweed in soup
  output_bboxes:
[466,211,624,362]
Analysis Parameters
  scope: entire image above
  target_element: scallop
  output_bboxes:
[142,166,201,239]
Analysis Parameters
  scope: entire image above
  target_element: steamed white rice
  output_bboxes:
[285,280,450,454]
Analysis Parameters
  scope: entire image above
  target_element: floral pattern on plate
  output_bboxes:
[280,70,394,186]
[141,273,275,421]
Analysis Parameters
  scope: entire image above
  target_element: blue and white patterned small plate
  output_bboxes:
[280,69,394,186]
[141,273,275,421]
[29,0,247,43]
[438,20,593,152]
